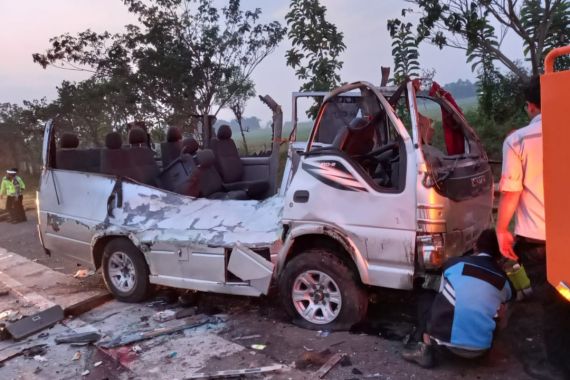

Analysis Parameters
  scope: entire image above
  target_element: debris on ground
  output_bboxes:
[233,334,261,341]
[178,291,200,307]
[295,349,332,370]
[0,290,9,297]
[352,368,364,375]
[7,305,64,340]
[166,351,177,359]
[175,307,197,319]
[153,310,176,322]
[186,364,287,379]
[81,370,90,376]
[33,355,47,362]
[94,361,103,367]
[72,351,81,361]
[339,355,352,367]
[303,345,314,352]
[0,309,18,322]
[73,269,95,279]
[315,353,345,379]
[132,345,142,353]
[251,344,266,350]
[98,315,212,348]
[0,344,48,366]
[317,330,330,338]
[55,331,101,345]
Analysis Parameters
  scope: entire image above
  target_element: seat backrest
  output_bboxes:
[193,149,224,197]
[128,127,159,185]
[210,124,244,183]
[160,126,183,168]
[159,137,201,193]
[84,148,101,172]
[332,117,374,156]
[56,133,83,171]
[100,132,134,178]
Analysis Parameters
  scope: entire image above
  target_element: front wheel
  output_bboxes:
[278,249,368,330]
[102,238,153,302]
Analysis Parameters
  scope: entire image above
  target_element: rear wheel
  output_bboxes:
[102,238,153,302]
[279,249,368,330]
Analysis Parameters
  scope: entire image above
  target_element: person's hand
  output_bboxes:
[496,229,517,260]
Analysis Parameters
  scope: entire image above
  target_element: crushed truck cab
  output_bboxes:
[37,80,493,330]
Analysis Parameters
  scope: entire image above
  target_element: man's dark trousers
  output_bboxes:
[515,237,570,374]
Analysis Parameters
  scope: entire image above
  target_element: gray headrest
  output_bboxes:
[129,127,148,145]
[166,126,182,142]
[196,149,215,168]
[348,117,368,131]
[60,133,79,149]
[217,124,232,140]
[181,137,199,155]
[105,132,123,150]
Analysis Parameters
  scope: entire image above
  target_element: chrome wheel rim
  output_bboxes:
[292,270,342,325]
[108,251,136,293]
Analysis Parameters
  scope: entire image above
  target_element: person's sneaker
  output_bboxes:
[523,359,567,380]
[401,342,435,368]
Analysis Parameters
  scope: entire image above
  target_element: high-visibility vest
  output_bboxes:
[0,176,25,197]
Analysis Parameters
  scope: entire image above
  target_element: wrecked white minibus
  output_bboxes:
[37,80,493,330]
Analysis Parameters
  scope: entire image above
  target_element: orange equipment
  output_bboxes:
[542,45,570,302]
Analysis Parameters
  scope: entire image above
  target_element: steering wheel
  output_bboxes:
[356,142,399,163]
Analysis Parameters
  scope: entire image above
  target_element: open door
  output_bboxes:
[228,243,274,295]
[41,119,56,170]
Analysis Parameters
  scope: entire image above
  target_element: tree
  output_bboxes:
[285,0,346,117]
[0,102,46,173]
[221,71,256,155]
[387,20,421,83]
[397,0,570,79]
[33,0,286,142]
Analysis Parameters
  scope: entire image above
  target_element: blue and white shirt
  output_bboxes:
[428,253,513,350]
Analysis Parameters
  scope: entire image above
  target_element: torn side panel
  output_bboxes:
[228,243,274,295]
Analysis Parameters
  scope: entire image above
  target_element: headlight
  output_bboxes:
[417,234,444,269]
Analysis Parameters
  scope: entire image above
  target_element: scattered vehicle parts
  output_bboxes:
[186,364,286,379]
[55,331,101,345]
[98,315,211,348]
[6,305,64,340]
[153,310,176,322]
[315,352,345,379]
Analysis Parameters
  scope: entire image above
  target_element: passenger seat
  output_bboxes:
[191,150,247,200]
[128,127,160,185]
[159,137,200,194]
[210,125,269,199]
[56,133,100,172]
[160,126,183,168]
[56,133,82,171]
[100,132,133,178]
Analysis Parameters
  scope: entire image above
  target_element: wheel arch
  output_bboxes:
[91,233,137,271]
[277,223,369,284]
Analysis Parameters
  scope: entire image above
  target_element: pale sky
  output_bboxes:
[0,0,526,123]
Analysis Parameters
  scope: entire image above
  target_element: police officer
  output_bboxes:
[0,168,26,223]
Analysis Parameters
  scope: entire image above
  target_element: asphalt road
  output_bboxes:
[0,206,544,379]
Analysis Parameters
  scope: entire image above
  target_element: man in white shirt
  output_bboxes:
[497,76,569,379]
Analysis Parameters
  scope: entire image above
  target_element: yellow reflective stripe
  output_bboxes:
[556,282,570,302]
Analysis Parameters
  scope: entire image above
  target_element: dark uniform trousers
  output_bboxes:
[515,237,570,373]
[5,195,26,223]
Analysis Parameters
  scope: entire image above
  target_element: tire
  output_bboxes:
[278,249,368,331]
[102,238,153,303]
